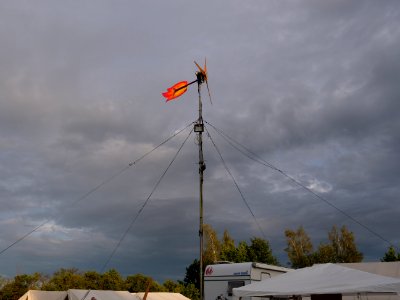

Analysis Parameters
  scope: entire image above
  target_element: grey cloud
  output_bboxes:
[0,0,399,283]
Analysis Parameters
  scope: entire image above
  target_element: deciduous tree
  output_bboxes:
[381,246,400,262]
[101,269,124,290]
[82,271,102,290]
[204,224,221,264]
[285,226,314,268]
[162,279,182,293]
[0,273,43,300]
[220,230,236,262]
[125,274,162,292]
[286,225,363,266]
[248,237,279,265]
[326,225,363,263]
[235,241,250,263]
[183,259,200,290]
[181,283,200,300]
[41,268,84,291]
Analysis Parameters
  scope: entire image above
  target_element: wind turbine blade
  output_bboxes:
[195,58,212,104]
[206,80,212,105]
[194,61,205,74]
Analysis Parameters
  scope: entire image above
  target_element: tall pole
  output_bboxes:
[194,71,206,300]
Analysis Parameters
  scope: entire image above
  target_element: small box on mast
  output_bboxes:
[194,123,204,132]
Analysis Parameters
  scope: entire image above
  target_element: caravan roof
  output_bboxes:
[204,262,290,277]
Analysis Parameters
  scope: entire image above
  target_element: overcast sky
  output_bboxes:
[1,0,400,283]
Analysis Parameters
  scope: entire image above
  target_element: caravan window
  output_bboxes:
[227,281,245,296]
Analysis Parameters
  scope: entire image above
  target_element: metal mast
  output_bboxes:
[194,70,206,300]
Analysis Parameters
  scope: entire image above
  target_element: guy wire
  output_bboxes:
[99,128,194,273]
[205,121,395,249]
[0,122,194,256]
[204,125,268,240]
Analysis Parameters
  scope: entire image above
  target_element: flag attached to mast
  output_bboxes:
[162,81,188,102]
[162,58,211,103]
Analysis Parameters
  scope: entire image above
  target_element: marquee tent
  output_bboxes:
[68,289,136,300]
[18,290,67,300]
[233,263,400,298]
[132,292,191,300]
[19,290,190,300]
[18,289,136,300]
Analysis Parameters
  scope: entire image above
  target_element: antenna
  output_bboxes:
[194,61,207,300]
[163,59,211,300]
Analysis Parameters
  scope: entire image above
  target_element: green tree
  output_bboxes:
[285,226,314,268]
[101,269,124,290]
[125,274,162,293]
[181,283,200,300]
[220,230,237,262]
[204,224,221,264]
[313,243,335,263]
[248,237,279,265]
[162,279,182,293]
[327,225,363,263]
[183,259,200,290]
[381,246,400,262]
[41,268,84,291]
[0,276,9,290]
[183,224,280,300]
[82,270,102,290]
[286,225,363,265]
[235,241,250,262]
[203,224,279,265]
[0,273,42,300]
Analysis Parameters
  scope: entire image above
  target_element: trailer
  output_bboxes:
[204,262,291,300]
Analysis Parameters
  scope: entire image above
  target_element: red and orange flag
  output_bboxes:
[162,81,188,102]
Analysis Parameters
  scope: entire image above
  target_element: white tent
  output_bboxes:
[19,290,190,300]
[132,292,191,300]
[18,290,67,300]
[233,263,400,298]
[68,289,136,300]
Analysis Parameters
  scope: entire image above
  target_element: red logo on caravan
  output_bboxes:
[205,266,213,276]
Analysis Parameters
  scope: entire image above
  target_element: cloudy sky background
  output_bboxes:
[1,1,400,282]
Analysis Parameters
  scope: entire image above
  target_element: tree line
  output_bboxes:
[0,269,199,300]
[1,224,398,300]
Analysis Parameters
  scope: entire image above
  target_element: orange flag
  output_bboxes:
[162,81,188,101]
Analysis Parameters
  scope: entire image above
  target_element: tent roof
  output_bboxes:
[19,290,190,300]
[233,263,400,297]
[68,289,136,300]
[133,292,191,300]
[18,290,67,300]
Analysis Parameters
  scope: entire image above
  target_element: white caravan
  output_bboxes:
[204,262,291,300]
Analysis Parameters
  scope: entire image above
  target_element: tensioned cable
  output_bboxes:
[0,122,194,256]
[204,125,267,240]
[80,128,193,300]
[98,127,194,274]
[205,121,279,171]
[205,121,394,248]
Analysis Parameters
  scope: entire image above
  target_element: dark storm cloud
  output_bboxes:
[0,0,399,282]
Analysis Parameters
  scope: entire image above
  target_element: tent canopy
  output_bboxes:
[19,290,190,300]
[233,263,400,297]
[68,289,136,300]
[132,292,191,300]
[18,290,67,300]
